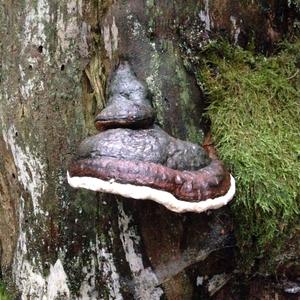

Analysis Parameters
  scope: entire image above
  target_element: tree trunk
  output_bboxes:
[0,0,297,299]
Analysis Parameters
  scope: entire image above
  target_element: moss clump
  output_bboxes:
[198,39,300,271]
[0,283,12,300]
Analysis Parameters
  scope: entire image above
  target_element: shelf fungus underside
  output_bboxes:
[67,62,235,213]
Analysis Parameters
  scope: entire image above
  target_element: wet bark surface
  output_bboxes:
[0,0,298,299]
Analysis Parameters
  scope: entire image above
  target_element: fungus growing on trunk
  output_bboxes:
[68,62,235,213]
[95,62,154,131]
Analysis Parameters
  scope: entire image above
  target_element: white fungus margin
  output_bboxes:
[67,172,235,213]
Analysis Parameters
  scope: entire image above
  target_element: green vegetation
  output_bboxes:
[0,283,11,300]
[197,39,300,271]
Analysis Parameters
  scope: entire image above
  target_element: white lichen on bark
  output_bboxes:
[103,16,119,60]
[118,202,164,300]
[230,16,241,45]
[95,235,123,300]
[3,126,46,216]
[199,0,212,31]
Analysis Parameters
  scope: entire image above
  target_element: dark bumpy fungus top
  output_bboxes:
[68,62,235,213]
[95,62,154,131]
[76,126,210,171]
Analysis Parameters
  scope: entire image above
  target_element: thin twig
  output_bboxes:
[287,70,299,80]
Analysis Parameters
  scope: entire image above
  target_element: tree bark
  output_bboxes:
[0,0,297,299]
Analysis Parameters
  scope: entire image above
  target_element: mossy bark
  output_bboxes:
[0,0,298,299]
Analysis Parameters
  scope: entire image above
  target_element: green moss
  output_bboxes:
[0,283,12,300]
[198,39,300,271]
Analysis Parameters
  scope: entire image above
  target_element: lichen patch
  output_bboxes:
[3,126,46,216]
[118,202,164,299]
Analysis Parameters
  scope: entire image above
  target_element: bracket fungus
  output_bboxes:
[68,62,235,213]
[94,62,154,131]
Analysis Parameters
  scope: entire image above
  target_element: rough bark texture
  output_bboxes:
[0,0,298,299]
